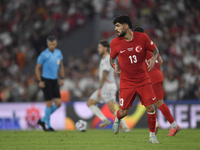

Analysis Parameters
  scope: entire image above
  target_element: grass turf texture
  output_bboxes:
[0,129,199,150]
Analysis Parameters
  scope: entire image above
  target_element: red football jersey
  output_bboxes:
[145,52,163,85]
[110,31,156,88]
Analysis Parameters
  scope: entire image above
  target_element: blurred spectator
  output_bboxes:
[177,78,187,100]
[186,79,200,100]
[164,74,179,101]
[0,0,95,102]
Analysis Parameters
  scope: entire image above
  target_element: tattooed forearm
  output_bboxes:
[110,57,116,68]
[153,47,159,60]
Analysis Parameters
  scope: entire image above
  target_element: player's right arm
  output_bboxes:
[110,40,121,74]
[35,53,45,88]
[157,55,163,66]
[35,64,45,88]
[110,57,121,75]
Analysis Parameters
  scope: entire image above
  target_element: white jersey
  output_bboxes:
[99,54,117,90]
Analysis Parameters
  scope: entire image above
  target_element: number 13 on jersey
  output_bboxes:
[129,55,137,63]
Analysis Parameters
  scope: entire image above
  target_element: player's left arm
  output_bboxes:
[144,33,159,71]
[98,70,109,100]
[147,47,159,71]
[157,55,163,66]
[59,61,65,86]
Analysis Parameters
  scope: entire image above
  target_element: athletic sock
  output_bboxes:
[114,110,117,117]
[51,104,58,114]
[40,116,45,122]
[89,105,107,121]
[41,108,46,122]
[147,111,156,134]
[158,103,177,129]
[149,132,155,137]
[114,111,128,128]
[170,121,177,129]
[116,110,123,120]
[44,107,51,129]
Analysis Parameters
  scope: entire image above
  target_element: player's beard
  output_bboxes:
[117,30,126,37]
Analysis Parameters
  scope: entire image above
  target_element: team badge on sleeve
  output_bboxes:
[57,59,60,65]
[150,41,153,45]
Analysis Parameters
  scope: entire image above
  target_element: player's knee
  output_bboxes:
[154,102,159,108]
[46,101,53,107]
[155,100,163,108]
[146,104,155,112]
[87,99,94,107]
[55,100,62,108]
[87,100,91,107]
[57,102,61,108]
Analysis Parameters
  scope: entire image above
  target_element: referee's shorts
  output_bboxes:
[41,77,61,101]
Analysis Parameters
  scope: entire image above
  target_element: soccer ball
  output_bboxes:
[75,120,88,132]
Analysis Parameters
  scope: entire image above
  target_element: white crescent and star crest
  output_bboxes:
[135,45,142,53]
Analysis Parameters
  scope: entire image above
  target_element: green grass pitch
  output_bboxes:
[0,129,199,150]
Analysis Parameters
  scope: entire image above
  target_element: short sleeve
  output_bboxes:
[37,52,46,65]
[144,33,156,52]
[110,40,118,59]
[102,56,111,71]
[60,51,63,61]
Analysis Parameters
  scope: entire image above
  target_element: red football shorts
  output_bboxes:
[119,83,157,109]
[152,81,164,100]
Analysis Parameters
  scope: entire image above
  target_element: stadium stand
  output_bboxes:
[0,0,200,102]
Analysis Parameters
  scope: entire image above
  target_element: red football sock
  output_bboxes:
[158,103,175,124]
[147,111,156,132]
[117,110,122,120]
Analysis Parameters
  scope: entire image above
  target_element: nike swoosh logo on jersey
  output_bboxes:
[152,97,156,100]
[120,50,126,53]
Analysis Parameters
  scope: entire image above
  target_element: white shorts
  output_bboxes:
[89,89,117,103]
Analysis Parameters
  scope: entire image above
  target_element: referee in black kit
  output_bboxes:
[35,36,65,131]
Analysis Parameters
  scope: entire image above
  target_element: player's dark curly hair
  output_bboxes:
[133,26,144,33]
[113,15,132,29]
[99,40,110,49]
[47,35,57,42]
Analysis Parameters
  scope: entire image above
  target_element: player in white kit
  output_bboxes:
[87,40,130,132]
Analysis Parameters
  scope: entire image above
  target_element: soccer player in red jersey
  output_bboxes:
[134,26,181,136]
[110,15,159,143]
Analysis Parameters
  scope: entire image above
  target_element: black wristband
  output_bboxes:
[60,77,65,79]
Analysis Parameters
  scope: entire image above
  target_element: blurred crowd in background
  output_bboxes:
[0,0,200,102]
